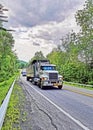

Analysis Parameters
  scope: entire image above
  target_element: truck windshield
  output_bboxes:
[41,66,56,70]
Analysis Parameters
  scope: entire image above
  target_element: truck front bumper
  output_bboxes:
[42,81,63,87]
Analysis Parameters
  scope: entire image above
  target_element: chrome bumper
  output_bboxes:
[42,81,63,86]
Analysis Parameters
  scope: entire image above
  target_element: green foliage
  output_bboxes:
[0,76,15,105]
[17,60,28,69]
[47,50,66,73]
[88,81,93,85]
[0,28,18,82]
[62,62,89,83]
[29,51,47,63]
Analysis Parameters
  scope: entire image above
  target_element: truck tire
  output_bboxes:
[27,77,29,81]
[40,82,44,89]
[41,85,44,89]
[32,80,36,85]
[58,85,62,89]
[38,82,41,88]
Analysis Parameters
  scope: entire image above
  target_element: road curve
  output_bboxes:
[20,76,93,130]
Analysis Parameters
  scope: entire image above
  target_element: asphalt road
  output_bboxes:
[20,76,93,130]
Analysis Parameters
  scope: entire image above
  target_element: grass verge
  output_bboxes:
[1,80,26,130]
[0,76,15,106]
[64,81,93,90]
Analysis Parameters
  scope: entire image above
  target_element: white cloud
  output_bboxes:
[1,0,85,61]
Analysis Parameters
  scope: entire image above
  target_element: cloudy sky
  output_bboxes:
[1,0,85,62]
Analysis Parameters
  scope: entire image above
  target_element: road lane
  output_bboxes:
[20,77,93,130]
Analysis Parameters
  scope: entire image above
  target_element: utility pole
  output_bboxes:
[0,4,15,32]
[0,4,8,23]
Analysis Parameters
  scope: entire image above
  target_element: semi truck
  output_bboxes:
[26,60,63,89]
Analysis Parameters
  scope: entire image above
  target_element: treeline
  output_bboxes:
[18,60,28,69]
[0,4,18,82]
[47,0,93,85]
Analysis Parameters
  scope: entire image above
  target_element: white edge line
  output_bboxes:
[26,82,90,130]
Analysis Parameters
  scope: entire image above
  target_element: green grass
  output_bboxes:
[0,76,15,106]
[64,81,93,90]
[1,80,25,130]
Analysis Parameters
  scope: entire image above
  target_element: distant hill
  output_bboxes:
[17,60,28,69]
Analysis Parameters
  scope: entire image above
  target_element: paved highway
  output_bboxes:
[20,76,93,130]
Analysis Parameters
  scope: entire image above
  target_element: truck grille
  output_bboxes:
[49,73,58,80]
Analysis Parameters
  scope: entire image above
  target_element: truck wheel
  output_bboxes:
[34,82,37,85]
[38,82,41,88]
[27,77,29,81]
[40,82,44,89]
[41,85,44,89]
[58,85,62,89]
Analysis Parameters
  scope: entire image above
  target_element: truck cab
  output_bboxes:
[26,60,63,89]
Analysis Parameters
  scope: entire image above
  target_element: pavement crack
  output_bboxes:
[25,87,58,130]
[35,103,58,130]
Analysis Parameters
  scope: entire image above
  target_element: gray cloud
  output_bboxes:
[1,0,85,28]
[33,42,40,46]
[34,30,52,41]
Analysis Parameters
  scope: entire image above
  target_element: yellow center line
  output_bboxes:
[64,88,93,98]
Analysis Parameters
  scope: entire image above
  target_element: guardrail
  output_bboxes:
[64,81,93,88]
[0,80,15,130]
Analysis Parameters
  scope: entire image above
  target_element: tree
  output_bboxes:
[59,31,79,63]
[76,0,93,66]
[31,51,46,62]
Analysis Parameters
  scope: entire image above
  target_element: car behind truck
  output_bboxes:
[26,60,63,89]
[21,68,26,76]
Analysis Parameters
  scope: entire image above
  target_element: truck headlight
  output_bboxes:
[41,77,48,81]
[59,77,63,80]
